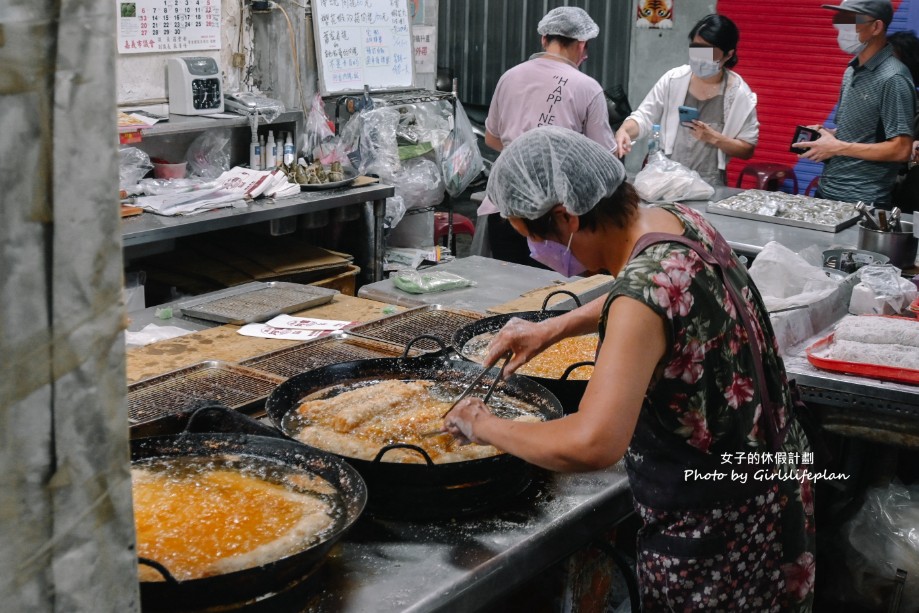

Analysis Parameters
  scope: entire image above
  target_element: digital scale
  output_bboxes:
[167,56,224,115]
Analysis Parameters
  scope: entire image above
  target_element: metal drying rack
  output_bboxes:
[333,82,463,254]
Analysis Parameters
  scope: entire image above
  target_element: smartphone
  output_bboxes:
[790,125,821,153]
[678,105,700,124]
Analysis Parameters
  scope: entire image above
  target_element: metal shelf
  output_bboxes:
[135,110,303,138]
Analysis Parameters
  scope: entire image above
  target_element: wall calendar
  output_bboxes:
[117,0,221,54]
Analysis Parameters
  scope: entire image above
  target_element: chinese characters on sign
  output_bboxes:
[412,25,435,74]
[117,0,221,54]
[313,0,414,94]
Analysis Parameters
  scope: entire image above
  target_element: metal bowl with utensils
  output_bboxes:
[823,248,889,271]
[857,220,919,269]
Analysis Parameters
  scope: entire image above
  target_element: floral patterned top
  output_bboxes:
[599,203,815,610]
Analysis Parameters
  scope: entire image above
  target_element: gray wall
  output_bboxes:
[437,0,633,109]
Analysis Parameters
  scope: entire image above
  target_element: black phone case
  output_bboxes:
[790,126,821,153]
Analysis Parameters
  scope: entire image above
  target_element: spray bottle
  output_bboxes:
[265,131,276,168]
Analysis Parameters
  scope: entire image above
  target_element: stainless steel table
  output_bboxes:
[122,183,394,282]
[278,466,633,612]
[784,326,919,448]
[358,256,612,313]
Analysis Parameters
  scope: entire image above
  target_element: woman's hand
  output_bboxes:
[484,317,554,376]
[444,397,493,445]
[614,127,633,159]
[687,120,723,146]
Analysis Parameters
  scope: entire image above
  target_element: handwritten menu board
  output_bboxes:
[312,0,415,95]
[117,0,221,54]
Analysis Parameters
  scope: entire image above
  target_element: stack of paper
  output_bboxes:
[135,167,296,216]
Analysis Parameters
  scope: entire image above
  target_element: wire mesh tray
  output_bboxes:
[346,305,483,353]
[241,332,421,378]
[177,281,338,324]
[127,361,285,435]
[706,190,860,233]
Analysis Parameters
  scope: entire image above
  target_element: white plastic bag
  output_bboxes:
[633,152,715,202]
[748,241,841,311]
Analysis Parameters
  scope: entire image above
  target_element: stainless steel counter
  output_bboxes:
[283,466,633,613]
[122,183,394,282]
[358,256,610,313]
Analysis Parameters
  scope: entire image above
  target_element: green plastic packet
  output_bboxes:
[392,270,475,294]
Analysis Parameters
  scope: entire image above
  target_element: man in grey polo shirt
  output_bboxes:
[794,0,915,205]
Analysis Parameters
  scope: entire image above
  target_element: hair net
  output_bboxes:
[537,7,600,40]
[486,127,625,219]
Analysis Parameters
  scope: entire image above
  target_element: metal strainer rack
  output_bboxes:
[177,281,338,325]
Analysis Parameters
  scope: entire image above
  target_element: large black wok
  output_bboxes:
[264,336,564,520]
[132,407,367,611]
[452,290,595,413]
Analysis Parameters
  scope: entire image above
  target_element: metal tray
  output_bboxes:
[241,332,421,378]
[346,305,483,353]
[177,281,338,324]
[706,191,861,233]
[127,361,286,437]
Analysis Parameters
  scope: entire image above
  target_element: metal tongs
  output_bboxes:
[420,352,512,437]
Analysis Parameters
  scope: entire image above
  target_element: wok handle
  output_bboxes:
[373,443,435,466]
[184,404,285,439]
[541,290,582,311]
[401,334,448,357]
[560,361,594,382]
[137,557,179,585]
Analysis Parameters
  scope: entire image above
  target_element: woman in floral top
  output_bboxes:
[444,127,815,611]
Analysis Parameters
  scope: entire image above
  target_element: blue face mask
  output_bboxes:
[527,232,587,276]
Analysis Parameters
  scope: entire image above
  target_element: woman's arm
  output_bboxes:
[688,121,756,159]
[485,130,504,152]
[447,296,666,472]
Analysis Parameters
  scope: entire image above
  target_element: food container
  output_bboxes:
[857,221,918,268]
[152,161,187,179]
[822,248,889,271]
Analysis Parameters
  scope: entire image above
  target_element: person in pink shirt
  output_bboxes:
[476,6,616,267]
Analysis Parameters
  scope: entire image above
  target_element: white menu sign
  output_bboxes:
[117,0,221,54]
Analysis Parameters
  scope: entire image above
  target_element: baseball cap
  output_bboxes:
[822,0,893,26]
[536,7,600,41]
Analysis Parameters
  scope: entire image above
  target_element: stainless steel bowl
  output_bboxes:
[857,221,918,268]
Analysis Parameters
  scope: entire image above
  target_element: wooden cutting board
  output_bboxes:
[121,205,143,218]
[486,275,615,314]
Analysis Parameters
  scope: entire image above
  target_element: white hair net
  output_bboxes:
[537,7,600,40]
[486,127,625,219]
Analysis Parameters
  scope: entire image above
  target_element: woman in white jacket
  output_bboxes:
[615,14,758,187]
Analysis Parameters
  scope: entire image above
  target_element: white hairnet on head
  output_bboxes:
[537,7,600,40]
[486,127,625,220]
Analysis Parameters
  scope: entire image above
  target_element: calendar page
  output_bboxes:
[117,0,221,54]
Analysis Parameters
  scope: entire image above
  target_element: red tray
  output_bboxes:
[806,328,919,386]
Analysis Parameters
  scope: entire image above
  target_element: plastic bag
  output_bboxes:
[225,91,285,123]
[186,128,232,178]
[437,100,484,197]
[137,177,218,196]
[748,241,841,310]
[359,106,402,179]
[304,93,336,163]
[119,147,153,190]
[844,481,919,609]
[849,264,919,315]
[384,195,406,230]
[633,152,715,202]
[392,270,475,294]
[391,156,444,210]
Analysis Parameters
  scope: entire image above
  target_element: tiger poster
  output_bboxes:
[636,0,674,29]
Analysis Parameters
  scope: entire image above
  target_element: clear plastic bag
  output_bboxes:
[748,241,841,310]
[359,106,402,178]
[392,270,475,294]
[119,147,153,190]
[633,152,715,202]
[844,481,919,609]
[384,195,407,230]
[391,156,444,210]
[304,93,336,163]
[186,128,232,178]
[437,100,484,197]
[849,264,918,315]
